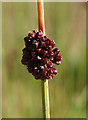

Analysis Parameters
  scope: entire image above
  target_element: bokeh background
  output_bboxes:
[2,2,86,118]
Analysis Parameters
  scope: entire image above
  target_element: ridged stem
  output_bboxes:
[37,0,50,118]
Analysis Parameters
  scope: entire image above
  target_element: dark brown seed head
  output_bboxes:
[21,30,62,80]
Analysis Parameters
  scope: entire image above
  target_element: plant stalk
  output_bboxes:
[41,80,50,118]
[37,0,50,118]
[38,0,45,35]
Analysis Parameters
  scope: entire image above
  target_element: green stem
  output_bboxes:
[41,80,50,118]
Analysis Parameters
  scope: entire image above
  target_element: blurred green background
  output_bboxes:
[2,2,86,118]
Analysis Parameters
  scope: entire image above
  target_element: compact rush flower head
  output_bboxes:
[21,30,62,80]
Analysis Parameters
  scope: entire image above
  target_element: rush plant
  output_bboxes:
[21,0,62,118]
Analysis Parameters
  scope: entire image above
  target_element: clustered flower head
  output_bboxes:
[21,30,62,80]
